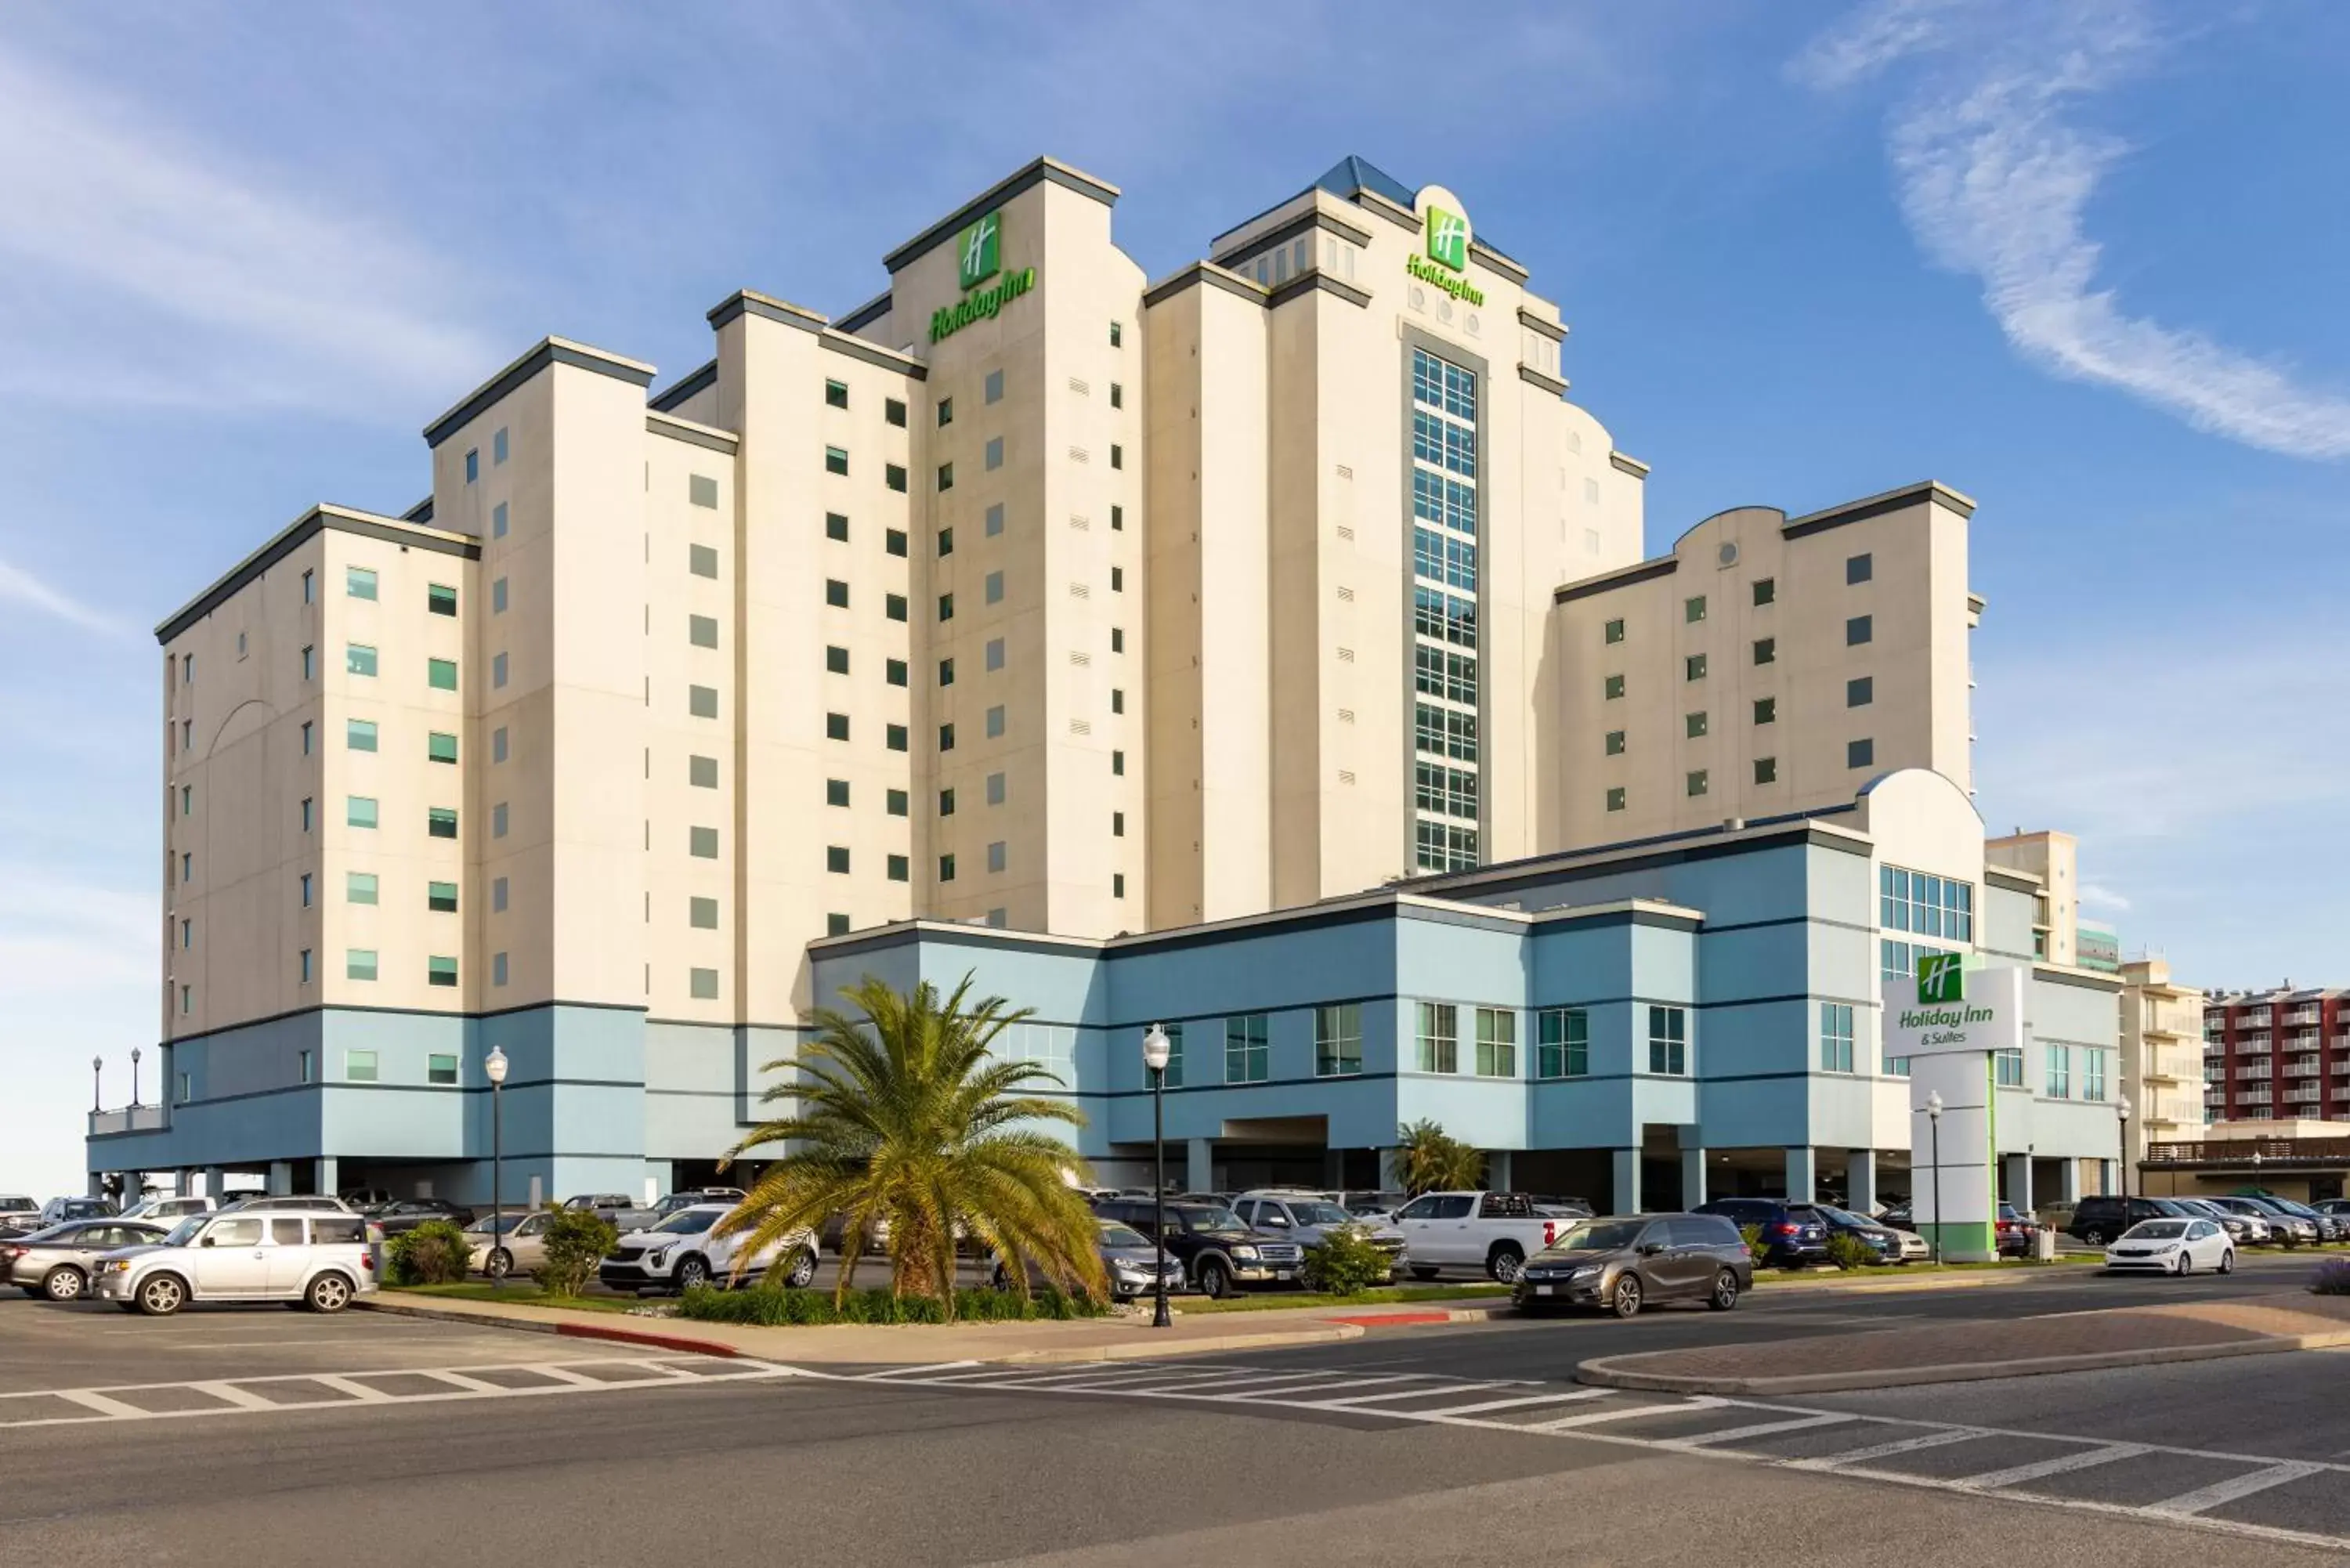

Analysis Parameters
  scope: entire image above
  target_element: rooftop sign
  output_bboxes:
[931,208,1035,344]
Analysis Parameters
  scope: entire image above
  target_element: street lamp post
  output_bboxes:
[1141,1024,1173,1329]
[1925,1091,1944,1267]
[484,1046,508,1290]
[91,1056,103,1114]
[130,1046,143,1110]
[2116,1097,2132,1201]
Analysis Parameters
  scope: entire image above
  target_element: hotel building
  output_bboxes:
[96,155,2124,1209]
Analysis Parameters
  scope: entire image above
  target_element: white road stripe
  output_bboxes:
[1961,1443,2150,1490]
[862,1361,986,1380]
[54,1389,149,1418]
[1528,1396,1727,1432]
[1303,1381,1513,1408]
[1795,1426,1987,1469]
[188,1381,284,1411]
[528,1364,609,1386]
[2150,1461,2326,1516]
[311,1375,396,1404]
[1665,1412,1855,1450]
[1415,1389,1614,1418]
[418,1370,504,1393]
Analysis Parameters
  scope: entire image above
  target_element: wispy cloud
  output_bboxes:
[0,552,131,638]
[1795,2,2350,461]
[0,42,493,418]
[0,866,153,997]
[2078,883,2133,913]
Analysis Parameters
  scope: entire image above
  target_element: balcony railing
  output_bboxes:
[2145,1136,2350,1168]
[88,1104,168,1137]
[2284,1064,2323,1078]
[2283,1008,2322,1026]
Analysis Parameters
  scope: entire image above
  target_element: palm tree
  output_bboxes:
[1395,1119,1485,1195]
[716,974,1107,1317]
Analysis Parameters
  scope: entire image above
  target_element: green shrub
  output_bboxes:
[533,1209,618,1299]
[675,1284,1110,1327]
[386,1219,472,1285]
[1824,1233,1881,1272]
[1300,1227,1396,1295]
[1738,1223,1768,1268]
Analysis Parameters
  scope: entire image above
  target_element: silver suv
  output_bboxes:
[94,1207,378,1316]
[1232,1190,1408,1274]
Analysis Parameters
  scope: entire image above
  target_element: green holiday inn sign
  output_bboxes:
[1407,204,1484,307]
[931,208,1035,343]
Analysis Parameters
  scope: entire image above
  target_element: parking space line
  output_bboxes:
[1793,1427,1987,1469]
[1526,1396,1725,1432]
[2149,1461,2326,1516]
[1665,1412,1856,1450]
[1413,1389,1614,1418]
[1959,1443,2150,1490]
[53,1389,150,1418]
[188,1382,284,1411]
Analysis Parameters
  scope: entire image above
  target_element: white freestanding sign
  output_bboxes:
[1882,958,2024,1263]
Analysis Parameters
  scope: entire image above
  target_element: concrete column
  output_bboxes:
[201,1165,226,1200]
[267,1161,293,1196]
[1611,1148,1642,1215]
[2101,1159,2117,1198]
[1680,1145,1707,1210]
[2055,1158,2079,1203]
[1847,1151,1877,1214]
[1187,1139,1213,1194]
[1377,1147,1403,1191]
[87,1169,107,1198]
[314,1157,338,1198]
[1488,1151,1513,1192]
[2001,1153,2034,1215]
[1323,1149,1346,1188]
[1784,1147,1817,1204]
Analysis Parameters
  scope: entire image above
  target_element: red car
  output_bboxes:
[1994,1203,2041,1257]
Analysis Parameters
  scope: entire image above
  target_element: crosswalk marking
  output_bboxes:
[1666,1412,1854,1450]
[187,1380,284,1411]
[53,1389,146,1418]
[1795,1426,1983,1469]
[1416,1389,1614,1418]
[1307,1381,1513,1407]
[2150,1461,2326,1516]
[1959,1443,2149,1490]
[1527,1396,1719,1432]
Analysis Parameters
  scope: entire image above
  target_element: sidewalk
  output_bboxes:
[1578,1289,2350,1395]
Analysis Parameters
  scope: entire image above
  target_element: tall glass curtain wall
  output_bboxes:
[1411,347,1480,873]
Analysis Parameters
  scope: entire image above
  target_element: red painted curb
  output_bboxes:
[553,1320,739,1358]
[1323,1311,1452,1327]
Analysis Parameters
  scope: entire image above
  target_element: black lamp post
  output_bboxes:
[2117,1097,2132,1201]
[91,1055,103,1114]
[130,1046,143,1110]
[485,1045,508,1289]
[1142,1024,1173,1329]
[1925,1090,1944,1266]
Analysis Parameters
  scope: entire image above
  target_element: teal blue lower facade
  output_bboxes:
[91,808,2129,1212]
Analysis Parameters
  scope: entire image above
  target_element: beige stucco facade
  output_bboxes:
[1986,828,2078,966]
[2117,956,2205,1165]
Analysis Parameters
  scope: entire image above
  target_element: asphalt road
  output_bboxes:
[3,1259,2347,1566]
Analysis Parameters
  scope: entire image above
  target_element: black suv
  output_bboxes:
[2065,1194,2189,1245]
[1690,1198,1829,1268]
[1090,1198,1301,1298]
[368,1198,478,1235]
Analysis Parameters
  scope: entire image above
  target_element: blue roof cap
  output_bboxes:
[1314,154,1417,210]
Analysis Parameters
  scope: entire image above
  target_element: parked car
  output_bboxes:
[92,1207,376,1315]
[1993,1203,2042,1257]
[1090,1197,1303,1298]
[1390,1191,1580,1283]
[598,1204,815,1294]
[2167,1197,2264,1246]
[2234,1194,2324,1245]
[369,1198,478,1235]
[1231,1190,1408,1274]
[2258,1196,2344,1244]
[3,1219,169,1300]
[465,1211,557,1278]
[339,1188,394,1210]
[1338,1190,1409,1221]
[991,1219,1188,1302]
[1528,1195,1597,1219]
[2102,1217,2234,1275]
[218,1194,354,1215]
[1813,1205,1907,1263]
[1691,1198,1830,1269]
[118,1195,218,1227]
[2315,1198,2350,1220]
[37,1197,118,1227]
[2065,1194,2186,1245]
[0,1196,44,1233]
[819,1210,893,1256]
[1514,1212,1752,1319]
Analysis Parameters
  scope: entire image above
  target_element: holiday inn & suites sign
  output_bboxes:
[1883,952,2023,1058]
[1407,188,1485,307]
[931,208,1036,344]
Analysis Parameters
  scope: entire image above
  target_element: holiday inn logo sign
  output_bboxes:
[1406,188,1484,308]
[1885,951,2022,1056]
[1917,950,1965,1005]
[931,208,1035,344]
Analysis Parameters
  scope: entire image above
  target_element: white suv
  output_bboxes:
[94,1207,378,1316]
[598,1203,815,1294]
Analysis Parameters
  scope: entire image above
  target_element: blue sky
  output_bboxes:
[5,0,2347,1193]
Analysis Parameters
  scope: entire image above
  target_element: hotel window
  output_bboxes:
[885,464,907,492]
[1108,321,1123,348]
[494,727,510,764]
[428,658,457,691]
[428,1052,458,1083]
[986,772,1006,805]
[1847,676,1873,707]
[825,446,848,476]
[1112,873,1126,900]
[938,854,956,882]
[888,659,909,686]
[826,511,848,542]
[1685,653,1708,681]
[986,638,1005,670]
[985,368,1005,403]
[1224,1014,1269,1084]
[689,685,718,719]
[886,593,908,622]
[1848,737,1875,768]
[689,898,721,930]
[1110,565,1124,593]
[1754,638,1775,666]
[985,705,1005,739]
[690,614,720,649]
[492,952,510,986]
[1604,619,1625,644]
[1880,865,1973,941]
[886,723,908,751]
[1603,674,1625,700]
[1846,552,1873,585]
[937,396,954,426]
[690,826,720,858]
[428,880,458,913]
[824,378,848,409]
[492,578,508,613]
[346,954,379,987]
[493,427,508,464]
[1112,750,1126,776]
[427,956,458,988]
[825,579,848,609]
[1686,710,1708,739]
[826,779,849,807]
[986,840,1006,873]
[885,397,907,427]
[1109,382,1123,409]
[2083,1047,2108,1102]
[1474,1008,1517,1078]
[691,544,718,578]
[985,502,1004,537]
[299,873,313,908]
[493,502,508,538]
[934,789,951,816]
[934,526,951,557]
[1537,1007,1589,1079]
[691,968,721,1000]
[937,657,954,686]
[1109,627,1124,653]
[347,643,378,677]
[491,652,508,688]
[490,802,508,838]
[1996,1047,2026,1087]
[179,988,192,1019]
[938,593,955,622]
[1112,810,1124,836]
[985,570,1003,604]
[826,915,850,938]
[491,876,508,912]
[2046,1043,2073,1099]
[1604,730,1625,756]
[1846,615,1872,646]
[985,437,1003,471]
[1820,1003,1856,1074]
[176,1069,191,1099]
[939,722,956,750]
[1754,696,1776,724]
[689,754,717,788]
[1647,1006,1688,1075]
[348,872,378,905]
[427,807,458,839]
[937,462,954,492]
[1755,757,1777,785]
[301,645,316,681]
[1753,578,1776,606]
[1109,444,1123,470]
[1686,770,1708,797]
[347,796,378,829]
[346,565,378,601]
[1415,1003,1459,1074]
[1110,688,1124,714]
[826,645,849,675]
[347,718,378,752]
[888,854,909,883]
[1684,594,1706,623]
[428,583,457,617]
[302,569,313,603]
[1606,786,1626,812]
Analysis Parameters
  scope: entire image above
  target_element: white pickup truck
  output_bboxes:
[1390,1191,1580,1283]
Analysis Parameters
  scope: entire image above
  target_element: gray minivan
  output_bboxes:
[1513,1212,1752,1319]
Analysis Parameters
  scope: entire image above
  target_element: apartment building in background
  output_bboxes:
[2117,956,2205,1165]
[1985,829,2077,966]
[103,153,2102,1207]
[2201,986,2350,1126]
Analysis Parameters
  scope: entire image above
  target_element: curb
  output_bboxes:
[359,1296,744,1360]
[1577,1327,2350,1396]
[992,1324,1365,1364]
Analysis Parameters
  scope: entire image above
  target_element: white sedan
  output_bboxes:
[2103,1217,2234,1276]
